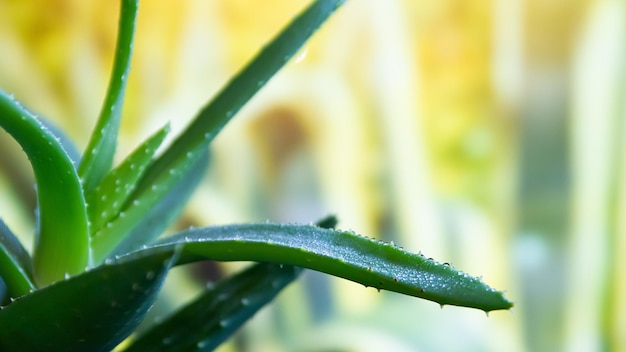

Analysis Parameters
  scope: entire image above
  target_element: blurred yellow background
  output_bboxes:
[1,0,625,351]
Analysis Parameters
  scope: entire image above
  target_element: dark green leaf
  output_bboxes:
[108,149,209,259]
[127,223,512,312]
[0,246,179,352]
[123,217,334,351]
[90,150,207,263]
[86,124,169,234]
[123,263,300,352]
[0,220,35,300]
[79,0,139,191]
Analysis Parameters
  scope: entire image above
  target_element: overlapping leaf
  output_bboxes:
[123,217,337,351]
[123,263,301,352]
[130,0,347,198]
[91,0,346,264]
[86,125,169,234]
[0,247,178,352]
[0,220,35,300]
[108,149,209,259]
[90,149,206,263]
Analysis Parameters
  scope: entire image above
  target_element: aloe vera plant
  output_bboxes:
[0,0,512,350]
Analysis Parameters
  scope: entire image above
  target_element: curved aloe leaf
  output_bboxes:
[124,217,334,351]
[38,117,81,165]
[130,0,346,199]
[0,247,179,352]
[108,149,210,259]
[127,223,512,312]
[0,220,35,300]
[86,124,169,234]
[0,90,89,286]
[123,263,300,352]
[79,0,138,191]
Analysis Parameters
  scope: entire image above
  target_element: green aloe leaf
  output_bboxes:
[126,223,512,312]
[38,117,81,165]
[85,124,169,234]
[0,90,89,286]
[79,0,138,191]
[108,149,209,259]
[129,0,346,201]
[90,150,206,263]
[0,220,35,301]
[123,217,335,351]
[123,263,301,352]
[0,246,179,352]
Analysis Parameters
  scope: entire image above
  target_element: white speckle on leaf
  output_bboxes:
[197,341,208,349]
[216,293,228,301]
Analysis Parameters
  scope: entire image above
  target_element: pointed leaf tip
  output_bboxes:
[129,223,512,312]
